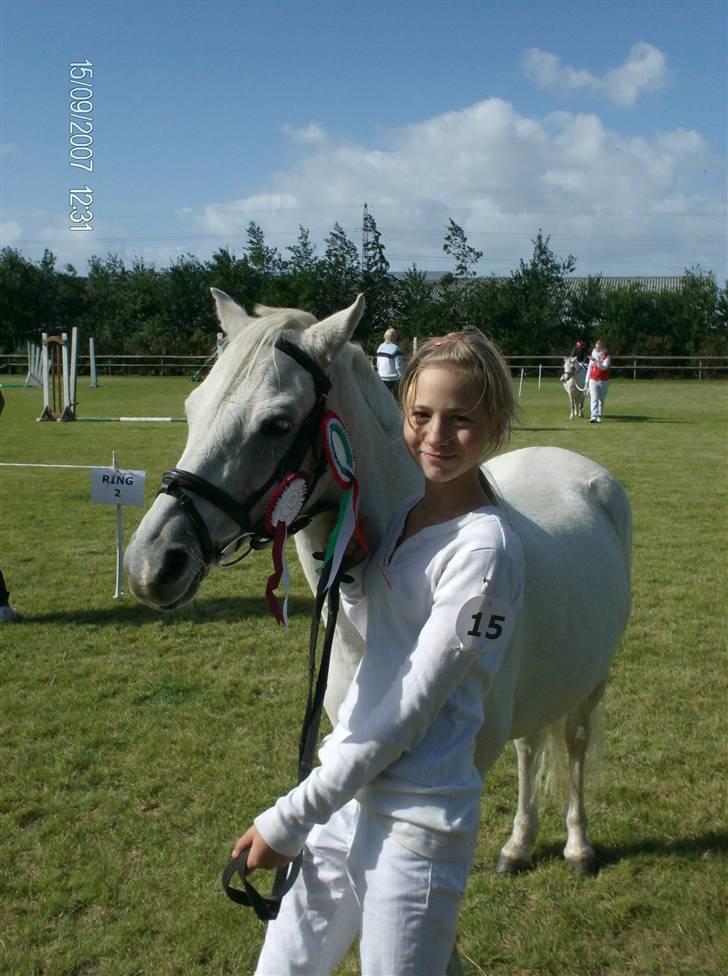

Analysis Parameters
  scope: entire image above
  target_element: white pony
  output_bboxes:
[560,355,588,419]
[125,293,631,894]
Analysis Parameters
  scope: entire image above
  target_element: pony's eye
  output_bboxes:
[260,416,294,437]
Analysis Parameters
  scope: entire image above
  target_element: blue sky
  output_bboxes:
[1,0,726,279]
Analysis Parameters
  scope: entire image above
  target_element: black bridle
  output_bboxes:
[157,337,332,566]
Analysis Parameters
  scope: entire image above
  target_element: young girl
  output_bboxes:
[588,338,611,423]
[233,329,525,975]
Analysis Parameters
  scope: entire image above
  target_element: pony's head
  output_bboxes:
[560,356,579,383]
[124,290,365,610]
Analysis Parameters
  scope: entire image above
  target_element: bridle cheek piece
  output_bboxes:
[157,337,332,567]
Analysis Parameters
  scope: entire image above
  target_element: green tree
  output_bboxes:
[505,230,577,354]
[393,265,440,343]
[205,247,263,313]
[442,219,483,278]
[319,222,361,315]
[360,207,395,345]
[286,225,318,276]
[245,221,281,276]
[0,248,48,351]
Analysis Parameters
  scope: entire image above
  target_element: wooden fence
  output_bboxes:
[1,352,727,379]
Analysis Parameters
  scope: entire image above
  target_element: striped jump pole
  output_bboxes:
[76,416,186,423]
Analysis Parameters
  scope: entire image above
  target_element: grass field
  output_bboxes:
[1,373,726,976]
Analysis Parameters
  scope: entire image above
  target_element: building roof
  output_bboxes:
[415,274,709,301]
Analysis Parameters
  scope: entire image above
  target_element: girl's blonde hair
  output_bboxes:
[400,328,516,458]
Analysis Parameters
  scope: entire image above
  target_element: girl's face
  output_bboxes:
[403,365,493,486]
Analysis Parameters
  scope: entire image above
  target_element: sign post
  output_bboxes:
[90,452,146,599]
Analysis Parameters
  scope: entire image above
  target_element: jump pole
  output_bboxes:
[39,333,51,418]
[89,337,97,388]
[76,416,186,423]
[518,367,525,397]
[37,329,79,421]
[26,342,43,387]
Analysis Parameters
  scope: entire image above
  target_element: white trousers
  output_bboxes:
[255,800,470,976]
[589,379,608,420]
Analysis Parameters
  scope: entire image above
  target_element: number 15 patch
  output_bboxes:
[455,595,515,653]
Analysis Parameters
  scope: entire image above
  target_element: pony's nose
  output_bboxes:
[157,546,192,586]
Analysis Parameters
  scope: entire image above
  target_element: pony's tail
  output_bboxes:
[537,701,605,801]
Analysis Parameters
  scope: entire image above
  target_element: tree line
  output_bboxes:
[1,215,726,360]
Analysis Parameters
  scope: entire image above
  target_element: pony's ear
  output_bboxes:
[305,294,366,367]
[210,288,253,338]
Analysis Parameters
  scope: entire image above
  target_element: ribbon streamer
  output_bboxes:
[319,412,369,589]
[264,473,309,627]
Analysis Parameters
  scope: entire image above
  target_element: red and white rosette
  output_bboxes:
[319,411,369,588]
[264,472,309,627]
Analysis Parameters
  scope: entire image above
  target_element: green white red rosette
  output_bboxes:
[264,472,309,627]
[319,411,369,588]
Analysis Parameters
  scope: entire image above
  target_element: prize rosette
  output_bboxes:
[263,472,310,627]
[319,412,369,588]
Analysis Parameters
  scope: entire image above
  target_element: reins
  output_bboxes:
[221,558,343,920]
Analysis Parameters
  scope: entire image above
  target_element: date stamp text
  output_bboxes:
[68,60,93,232]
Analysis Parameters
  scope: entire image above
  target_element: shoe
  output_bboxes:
[596,417,602,423]
[590,419,597,423]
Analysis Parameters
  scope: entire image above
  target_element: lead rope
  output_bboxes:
[221,559,342,921]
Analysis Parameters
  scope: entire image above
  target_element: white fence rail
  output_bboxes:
[1,352,727,379]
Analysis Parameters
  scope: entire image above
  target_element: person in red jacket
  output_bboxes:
[588,339,611,423]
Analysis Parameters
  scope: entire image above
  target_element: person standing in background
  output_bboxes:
[375,328,404,395]
[0,568,19,622]
[588,339,611,424]
[571,339,588,365]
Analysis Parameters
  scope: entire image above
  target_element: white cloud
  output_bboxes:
[184,96,724,277]
[281,122,328,146]
[523,43,670,107]
[0,220,22,245]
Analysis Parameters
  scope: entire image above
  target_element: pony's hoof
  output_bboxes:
[496,853,533,875]
[565,852,598,876]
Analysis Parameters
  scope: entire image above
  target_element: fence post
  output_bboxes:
[633,359,637,381]
[699,359,703,381]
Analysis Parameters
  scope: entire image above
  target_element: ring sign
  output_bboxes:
[91,467,146,507]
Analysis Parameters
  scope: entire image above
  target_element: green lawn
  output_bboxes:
[0,374,726,975]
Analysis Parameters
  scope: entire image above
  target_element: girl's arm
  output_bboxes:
[253,542,522,857]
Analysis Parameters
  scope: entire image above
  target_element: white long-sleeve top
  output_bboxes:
[255,494,525,861]
[375,341,404,380]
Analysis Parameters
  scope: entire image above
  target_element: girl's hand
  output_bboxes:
[231,825,293,872]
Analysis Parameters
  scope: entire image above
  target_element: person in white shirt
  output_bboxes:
[375,327,405,395]
[588,338,611,423]
[232,329,524,975]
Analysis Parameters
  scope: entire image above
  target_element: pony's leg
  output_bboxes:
[496,732,544,874]
[562,686,604,876]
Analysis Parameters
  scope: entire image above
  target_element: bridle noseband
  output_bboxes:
[158,337,332,566]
